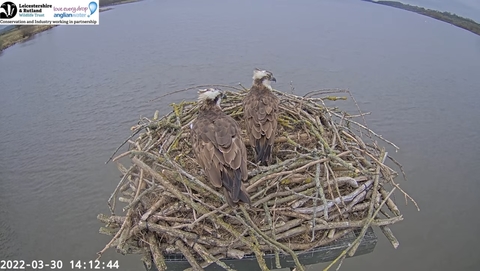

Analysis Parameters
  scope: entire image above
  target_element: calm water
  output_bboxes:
[1,0,480,270]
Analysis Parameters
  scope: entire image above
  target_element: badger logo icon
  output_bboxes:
[0,2,17,19]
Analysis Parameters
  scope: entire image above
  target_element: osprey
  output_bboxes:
[190,88,251,207]
[243,68,280,166]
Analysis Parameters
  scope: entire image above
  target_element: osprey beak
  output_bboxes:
[271,77,277,82]
[221,92,227,99]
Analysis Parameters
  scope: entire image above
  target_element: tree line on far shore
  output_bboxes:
[363,0,480,36]
[99,0,134,7]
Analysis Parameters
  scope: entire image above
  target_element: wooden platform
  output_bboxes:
[144,227,377,271]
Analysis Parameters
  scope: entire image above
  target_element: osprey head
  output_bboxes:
[253,68,276,90]
[198,88,225,106]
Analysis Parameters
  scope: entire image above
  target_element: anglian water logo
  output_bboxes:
[88,1,97,16]
[0,1,17,19]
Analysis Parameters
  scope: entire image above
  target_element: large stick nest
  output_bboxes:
[97,85,418,271]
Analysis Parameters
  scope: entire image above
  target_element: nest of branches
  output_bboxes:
[97,85,418,271]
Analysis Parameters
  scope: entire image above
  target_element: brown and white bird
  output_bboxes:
[190,88,251,207]
[243,68,280,166]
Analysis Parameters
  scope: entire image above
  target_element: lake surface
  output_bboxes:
[1,0,480,270]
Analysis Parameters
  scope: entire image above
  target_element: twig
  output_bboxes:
[240,206,305,271]
[96,209,131,260]
[348,149,386,256]
[106,126,145,164]
[149,84,244,102]
[294,180,373,214]
[108,166,134,214]
[175,239,203,271]
[188,241,236,271]
[312,161,327,241]
[380,225,400,249]
[263,202,281,269]
[123,182,158,212]
[147,233,167,271]
[323,186,397,271]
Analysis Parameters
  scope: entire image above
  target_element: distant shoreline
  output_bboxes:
[0,0,141,52]
[362,0,480,36]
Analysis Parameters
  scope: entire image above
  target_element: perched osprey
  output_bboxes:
[190,88,251,207]
[243,68,280,166]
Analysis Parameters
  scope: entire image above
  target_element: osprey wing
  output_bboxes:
[191,112,249,205]
[191,117,223,187]
[260,93,280,144]
[243,89,280,165]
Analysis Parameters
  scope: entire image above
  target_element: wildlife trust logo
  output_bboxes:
[0,1,17,19]
[0,0,99,25]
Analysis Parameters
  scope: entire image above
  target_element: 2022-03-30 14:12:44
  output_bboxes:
[0,260,120,270]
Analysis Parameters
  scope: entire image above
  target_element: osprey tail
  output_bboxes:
[254,136,272,166]
[222,169,251,207]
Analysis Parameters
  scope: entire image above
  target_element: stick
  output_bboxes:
[248,151,350,192]
[379,187,401,216]
[187,241,236,271]
[108,166,134,214]
[147,233,167,271]
[380,225,400,249]
[263,202,281,269]
[240,206,305,271]
[323,187,397,271]
[106,127,144,164]
[133,157,272,270]
[294,180,373,214]
[348,150,386,256]
[149,85,245,102]
[96,209,130,260]
[141,197,169,221]
[175,239,203,271]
